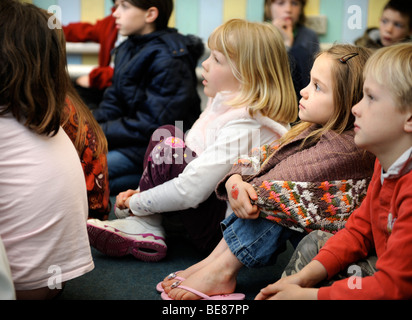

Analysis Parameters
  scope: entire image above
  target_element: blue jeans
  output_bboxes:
[221,214,304,268]
[107,151,141,195]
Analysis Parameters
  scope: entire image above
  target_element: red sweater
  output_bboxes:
[63,9,117,90]
[316,158,412,300]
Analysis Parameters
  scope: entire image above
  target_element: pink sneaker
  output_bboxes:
[87,215,167,262]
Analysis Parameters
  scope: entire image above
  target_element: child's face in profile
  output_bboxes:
[379,9,411,47]
[201,50,240,98]
[298,54,334,126]
[352,75,404,157]
[113,0,154,36]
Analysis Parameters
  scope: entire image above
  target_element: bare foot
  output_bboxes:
[164,245,243,300]
[166,262,237,300]
[161,238,229,291]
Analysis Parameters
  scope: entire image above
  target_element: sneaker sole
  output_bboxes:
[87,223,167,262]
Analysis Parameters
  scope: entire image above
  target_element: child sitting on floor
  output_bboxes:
[160,44,376,300]
[256,43,412,300]
[0,0,94,300]
[87,19,298,261]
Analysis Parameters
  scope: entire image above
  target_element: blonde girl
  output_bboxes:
[160,44,376,301]
[87,19,298,262]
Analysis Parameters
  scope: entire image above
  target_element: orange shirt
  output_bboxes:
[62,99,110,220]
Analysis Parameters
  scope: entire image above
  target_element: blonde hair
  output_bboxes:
[208,19,298,124]
[278,44,372,147]
[364,43,412,112]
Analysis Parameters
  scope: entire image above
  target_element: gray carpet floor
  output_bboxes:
[56,199,294,301]
[57,239,294,301]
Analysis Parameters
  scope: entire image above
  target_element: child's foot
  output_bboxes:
[165,263,237,300]
[160,258,211,292]
[160,238,231,291]
[87,215,167,262]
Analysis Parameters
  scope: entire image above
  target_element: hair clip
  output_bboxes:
[339,53,359,64]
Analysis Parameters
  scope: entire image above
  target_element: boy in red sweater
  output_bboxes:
[256,43,412,300]
[63,0,122,108]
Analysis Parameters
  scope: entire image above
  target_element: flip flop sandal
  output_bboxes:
[156,271,185,293]
[161,284,245,300]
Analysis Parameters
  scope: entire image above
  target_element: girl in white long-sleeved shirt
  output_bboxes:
[87,19,298,260]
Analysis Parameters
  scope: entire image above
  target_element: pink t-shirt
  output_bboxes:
[0,114,94,290]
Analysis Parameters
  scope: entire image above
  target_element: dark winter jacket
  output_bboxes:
[93,28,204,169]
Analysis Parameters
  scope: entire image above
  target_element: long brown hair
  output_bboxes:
[0,0,70,136]
[278,44,372,147]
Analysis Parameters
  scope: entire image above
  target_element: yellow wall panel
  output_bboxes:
[82,56,99,65]
[169,0,176,28]
[223,0,247,21]
[81,0,105,23]
[305,0,320,16]
[368,0,387,27]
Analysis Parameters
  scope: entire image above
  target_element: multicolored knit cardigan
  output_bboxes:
[216,125,376,234]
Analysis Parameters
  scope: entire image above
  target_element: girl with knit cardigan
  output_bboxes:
[87,19,298,260]
[160,44,376,300]
[257,43,412,300]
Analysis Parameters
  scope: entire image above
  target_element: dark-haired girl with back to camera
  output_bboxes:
[0,0,94,300]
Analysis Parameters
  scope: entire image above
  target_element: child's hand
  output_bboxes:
[255,273,303,300]
[115,189,139,209]
[272,18,294,48]
[255,260,327,300]
[226,174,260,220]
[255,282,318,300]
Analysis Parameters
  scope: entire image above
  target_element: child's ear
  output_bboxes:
[404,111,412,133]
[146,7,159,24]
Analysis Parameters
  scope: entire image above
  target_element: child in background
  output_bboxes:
[63,0,123,109]
[54,23,111,220]
[92,0,204,195]
[160,44,375,300]
[0,0,94,299]
[355,0,412,49]
[265,0,320,99]
[257,43,412,300]
[87,19,298,261]
[63,88,111,220]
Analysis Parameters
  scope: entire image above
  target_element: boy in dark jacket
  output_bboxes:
[93,0,204,194]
